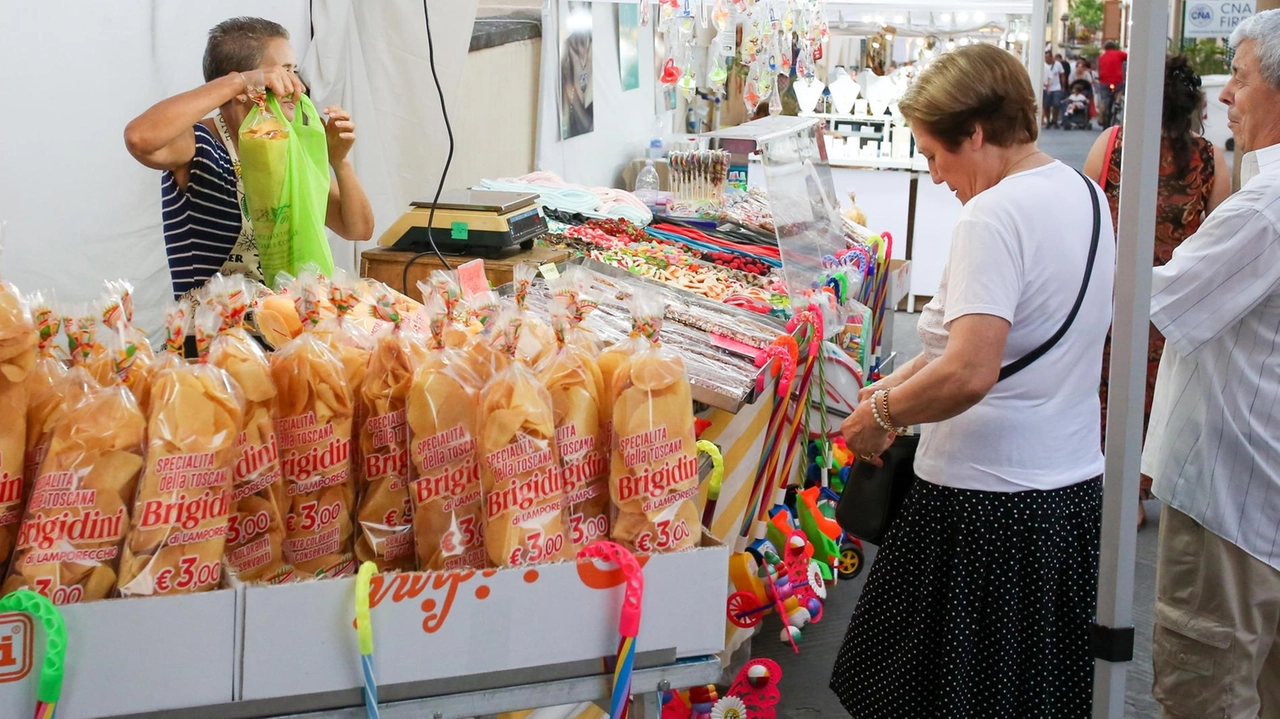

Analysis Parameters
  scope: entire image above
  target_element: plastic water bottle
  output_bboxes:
[635,159,661,192]
[648,118,666,159]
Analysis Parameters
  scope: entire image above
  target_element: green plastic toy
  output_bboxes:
[0,590,66,719]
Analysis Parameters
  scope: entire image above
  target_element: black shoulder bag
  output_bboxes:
[835,169,1103,545]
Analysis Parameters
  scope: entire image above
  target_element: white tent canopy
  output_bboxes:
[826,0,1032,14]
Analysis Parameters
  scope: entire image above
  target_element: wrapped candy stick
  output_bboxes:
[354,561,380,719]
[0,591,64,719]
[579,541,644,719]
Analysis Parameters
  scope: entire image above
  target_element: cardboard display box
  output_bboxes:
[0,589,238,719]
[241,541,728,704]
[0,542,727,718]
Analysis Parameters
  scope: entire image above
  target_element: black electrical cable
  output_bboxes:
[402,0,456,295]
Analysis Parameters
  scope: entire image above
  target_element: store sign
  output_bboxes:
[1185,1,1255,38]
[0,613,33,684]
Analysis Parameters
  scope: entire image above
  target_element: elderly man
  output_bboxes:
[1142,9,1280,718]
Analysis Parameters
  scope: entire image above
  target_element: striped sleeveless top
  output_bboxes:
[160,123,244,299]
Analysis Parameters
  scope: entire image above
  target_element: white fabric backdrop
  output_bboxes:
[0,0,476,334]
[302,0,478,286]
[0,0,311,335]
[535,0,659,189]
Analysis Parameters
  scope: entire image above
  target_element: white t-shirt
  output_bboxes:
[1045,62,1062,92]
[914,161,1115,492]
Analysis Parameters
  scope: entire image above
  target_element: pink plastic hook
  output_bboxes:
[755,344,797,397]
[577,541,645,638]
[787,305,825,358]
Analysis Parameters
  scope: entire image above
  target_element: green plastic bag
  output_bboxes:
[239,92,333,287]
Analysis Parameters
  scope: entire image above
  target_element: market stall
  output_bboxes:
[0,0,1165,716]
[792,0,1043,308]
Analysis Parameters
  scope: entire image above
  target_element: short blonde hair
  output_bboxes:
[899,44,1039,150]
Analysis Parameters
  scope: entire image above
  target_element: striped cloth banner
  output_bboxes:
[498,397,780,719]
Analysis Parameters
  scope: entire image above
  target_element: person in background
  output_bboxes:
[1097,40,1128,125]
[1043,49,1064,128]
[1084,54,1230,529]
[1054,52,1071,94]
[1072,57,1095,87]
[1072,58,1096,100]
[831,44,1114,718]
[124,17,375,300]
[1062,81,1092,125]
[1071,58,1097,122]
[1139,11,1280,716]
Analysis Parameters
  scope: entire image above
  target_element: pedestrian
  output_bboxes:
[1054,52,1071,93]
[831,43,1115,718]
[1141,10,1280,718]
[1097,41,1128,125]
[1044,49,1064,128]
[1084,54,1231,529]
[1072,57,1096,87]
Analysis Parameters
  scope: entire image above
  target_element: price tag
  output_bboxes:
[457,259,488,298]
[450,222,469,240]
[539,263,561,281]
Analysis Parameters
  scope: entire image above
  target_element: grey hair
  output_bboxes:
[1230,9,1280,87]
[202,17,290,83]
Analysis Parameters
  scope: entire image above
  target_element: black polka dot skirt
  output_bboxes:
[829,475,1102,719]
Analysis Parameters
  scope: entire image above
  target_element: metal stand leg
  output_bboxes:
[634,692,663,719]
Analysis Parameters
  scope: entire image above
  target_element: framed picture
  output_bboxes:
[617,3,641,91]
[559,0,595,139]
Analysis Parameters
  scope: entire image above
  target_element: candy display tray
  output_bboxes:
[553,257,788,413]
[0,541,727,719]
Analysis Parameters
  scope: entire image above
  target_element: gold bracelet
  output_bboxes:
[879,389,908,434]
[870,391,898,433]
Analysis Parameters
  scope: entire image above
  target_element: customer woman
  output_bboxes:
[124,17,375,301]
[1070,58,1096,122]
[1084,54,1230,527]
[1072,57,1096,86]
[830,44,1115,718]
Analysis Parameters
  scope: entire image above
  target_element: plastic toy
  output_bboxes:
[354,561,381,719]
[578,541,645,719]
[0,590,66,719]
[726,532,825,651]
[689,684,720,719]
[797,485,865,581]
[714,658,782,719]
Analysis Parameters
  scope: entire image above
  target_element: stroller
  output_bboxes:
[1061,80,1093,130]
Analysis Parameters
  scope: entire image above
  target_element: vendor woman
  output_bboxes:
[124,17,374,299]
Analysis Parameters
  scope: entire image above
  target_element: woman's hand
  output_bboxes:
[858,375,902,404]
[856,354,926,403]
[323,106,356,166]
[236,67,305,103]
[841,400,896,467]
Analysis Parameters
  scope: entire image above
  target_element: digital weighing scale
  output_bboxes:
[378,189,549,258]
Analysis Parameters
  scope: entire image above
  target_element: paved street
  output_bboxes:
[758,125,1164,719]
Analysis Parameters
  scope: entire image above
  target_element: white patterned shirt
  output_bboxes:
[1144,143,1280,569]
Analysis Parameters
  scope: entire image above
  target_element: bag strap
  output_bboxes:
[997,168,1102,382]
[1099,125,1120,185]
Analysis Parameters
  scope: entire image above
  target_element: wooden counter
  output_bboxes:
[360,246,570,295]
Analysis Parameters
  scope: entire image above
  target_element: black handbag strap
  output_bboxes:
[997,168,1103,382]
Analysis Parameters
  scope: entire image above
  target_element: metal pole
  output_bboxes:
[1029,0,1049,114]
[1092,0,1167,715]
